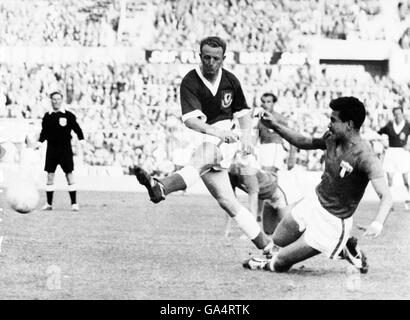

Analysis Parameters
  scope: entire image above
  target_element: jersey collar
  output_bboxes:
[393,120,405,134]
[195,66,222,97]
[51,107,66,114]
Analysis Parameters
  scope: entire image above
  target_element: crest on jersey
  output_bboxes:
[59,117,67,127]
[221,90,233,109]
[339,160,353,178]
[400,132,406,141]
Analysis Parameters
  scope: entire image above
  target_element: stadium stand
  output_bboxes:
[1,0,410,175]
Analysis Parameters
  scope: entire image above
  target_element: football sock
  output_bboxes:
[233,207,270,250]
[68,184,77,204]
[46,184,54,205]
[254,233,273,252]
[159,165,199,195]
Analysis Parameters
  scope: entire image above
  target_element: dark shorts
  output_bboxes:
[258,183,276,200]
[44,148,74,174]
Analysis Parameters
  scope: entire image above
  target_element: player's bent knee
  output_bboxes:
[273,261,291,273]
[273,256,292,272]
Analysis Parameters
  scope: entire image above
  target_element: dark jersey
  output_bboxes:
[378,121,410,148]
[39,110,84,150]
[257,111,287,144]
[316,131,384,219]
[180,67,249,125]
[229,163,278,200]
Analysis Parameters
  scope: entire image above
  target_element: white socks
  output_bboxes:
[232,207,261,240]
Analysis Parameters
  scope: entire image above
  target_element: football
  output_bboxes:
[6,181,39,214]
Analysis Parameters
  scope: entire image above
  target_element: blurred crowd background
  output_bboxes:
[2,0,410,48]
[1,0,410,176]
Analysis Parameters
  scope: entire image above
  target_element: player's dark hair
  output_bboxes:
[261,92,277,103]
[200,36,226,55]
[49,91,63,99]
[392,106,404,114]
[329,96,366,130]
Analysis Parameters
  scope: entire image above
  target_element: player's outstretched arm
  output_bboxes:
[260,111,326,150]
[184,117,239,144]
[359,177,393,238]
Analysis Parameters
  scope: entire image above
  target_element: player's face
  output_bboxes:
[200,45,224,77]
[261,96,275,112]
[50,94,63,111]
[393,109,404,124]
[328,110,348,139]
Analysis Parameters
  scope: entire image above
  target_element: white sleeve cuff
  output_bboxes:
[234,109,250,118]
[182,110,207,123]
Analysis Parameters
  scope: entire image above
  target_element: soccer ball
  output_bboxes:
[6,181,39,214]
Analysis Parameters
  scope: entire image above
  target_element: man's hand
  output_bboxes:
[217,130,240,144]
[357,221,383,238]
[260,111,280,130]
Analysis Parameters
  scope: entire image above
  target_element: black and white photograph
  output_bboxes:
[0,0,409,304]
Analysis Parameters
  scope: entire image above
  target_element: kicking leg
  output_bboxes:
[245,220,320,272]
[132,165,197,203]
[244,208,305,270]
[132,142,216,203]
[201,169,273,253]
[268,234,320,272]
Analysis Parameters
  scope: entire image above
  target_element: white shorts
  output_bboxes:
[383,147,410,174]
[291,191,353,259]
[258,143,286,170]
[187,123,241,170]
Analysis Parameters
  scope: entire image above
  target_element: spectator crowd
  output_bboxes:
[1,0,410,175]
[1,0,410,49]
[1,58,408,174]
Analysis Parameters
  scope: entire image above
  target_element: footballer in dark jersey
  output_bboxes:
[377,106,410,209]
[133,37,276,261]
[244,97,392,274]
[36,91,85,212]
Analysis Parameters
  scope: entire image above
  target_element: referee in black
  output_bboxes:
[36,91,85,211]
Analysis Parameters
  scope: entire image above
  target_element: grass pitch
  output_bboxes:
[0,190,409,300]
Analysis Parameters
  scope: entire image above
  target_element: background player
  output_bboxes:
[134,36,275,258]
[36,91,85,212]
[377,106,410,209]
[254,93,294,173]
[224,151,288,237]
[244,96,393,274]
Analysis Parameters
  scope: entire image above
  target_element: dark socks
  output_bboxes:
[252,232,271,250]
[46,191,53,205]
[69,191,77,205]
[158,173,187,195]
